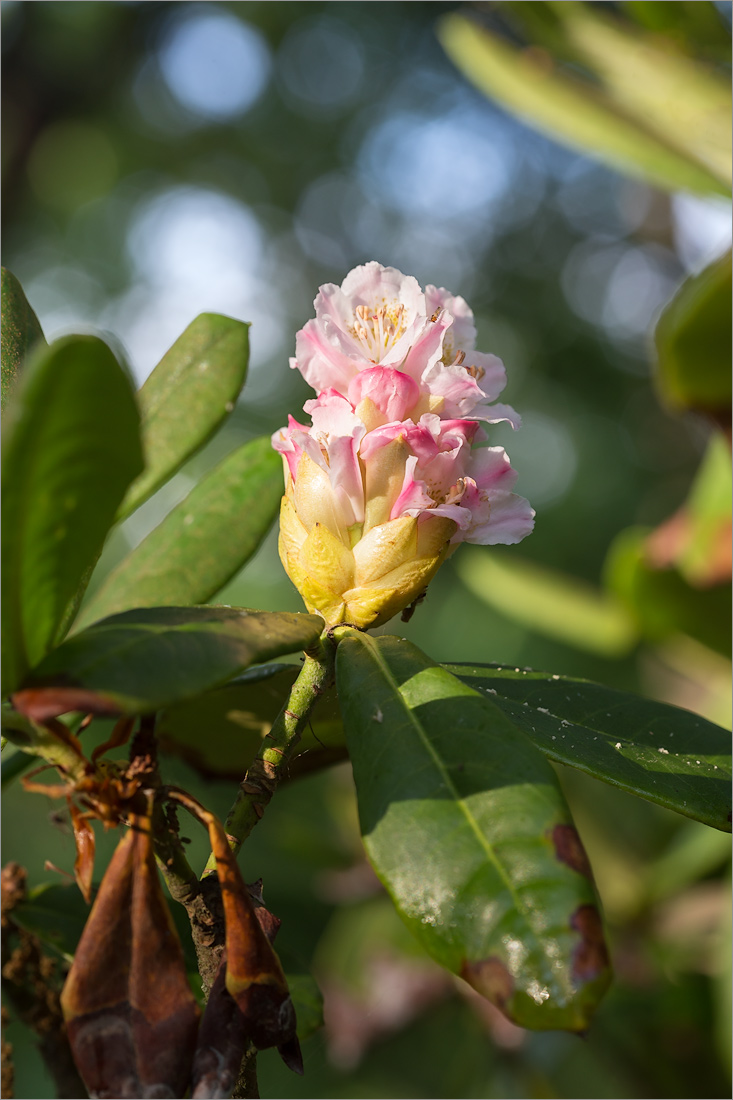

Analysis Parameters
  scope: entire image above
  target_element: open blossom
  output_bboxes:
[272,390,533,628]
[274,263,534,628]
[290,261,520,427]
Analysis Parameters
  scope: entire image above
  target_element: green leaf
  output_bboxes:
[12,882,90,963]
[118,313,250,521]
[287,972,324,1042]
[444,663,732,833]
[1,336,143,693]
[604,526,731,658]
[438,13,729,197]
[1,267,46,411]
[157,663,346,780]
[456,549,637,656]
[77,436,282,628]
[336,631,611,1032]
[15,607,324,717]
[654,250,732,414]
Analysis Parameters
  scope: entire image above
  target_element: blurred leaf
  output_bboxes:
[646,433,732,588]
[13,607,324,718]
[12,881,90,962]
[438,13,729,196]
[622,2,733,65]
[646,822,732,901]
[118,313,250,521]
[550,1,732,186]
[457,548,637,656]
[1,336,143,693]
[336,631,611,1032]
[1,267,46,411]
[604,526,731,658]
[681,435,732,583]
[157,663,346,780]
[78,436,282,628]
[287,972,324,1041]
[445,663,732,833]
[654,250,732,415]
[0,748,34,787]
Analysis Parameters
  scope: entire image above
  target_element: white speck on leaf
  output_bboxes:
[615,742,622,750]
[658,747,669,754]
[225,401,234,412]
[373,708,383,723]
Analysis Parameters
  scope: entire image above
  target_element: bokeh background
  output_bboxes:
[2,3,731,1098]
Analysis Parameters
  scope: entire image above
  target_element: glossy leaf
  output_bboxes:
[2,336,143,692]
[157,663,346,780]
[445,663,732,833]
[336,631,611,1032]
[604,526,731,658]
[457,548,637,656]
[118,313,250,520]
[78,436,282,629]
[654,250,732,415]
[438,14,729,197]
[14,607,324,718]
[1,267,46,410]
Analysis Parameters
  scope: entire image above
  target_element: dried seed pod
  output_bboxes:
[61,815,200,1099]
[207,816,300,1062]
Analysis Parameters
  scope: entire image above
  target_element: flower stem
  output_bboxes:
[203,632,336,874]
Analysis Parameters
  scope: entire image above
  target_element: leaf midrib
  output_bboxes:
[362,636,537,935]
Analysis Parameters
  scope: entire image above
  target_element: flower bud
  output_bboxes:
[273,391,533,629]
[274,264,535,629]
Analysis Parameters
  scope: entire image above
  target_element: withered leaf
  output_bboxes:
[68,800,95,905]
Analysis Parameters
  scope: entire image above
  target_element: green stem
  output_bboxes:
[203,632,336,874]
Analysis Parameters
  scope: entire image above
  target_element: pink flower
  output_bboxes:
[290,262,520,427]
[272,392,533,628]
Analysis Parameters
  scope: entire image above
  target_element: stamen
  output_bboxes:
[350,301,407,361]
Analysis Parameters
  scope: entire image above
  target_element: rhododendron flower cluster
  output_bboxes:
[273,263,534,628]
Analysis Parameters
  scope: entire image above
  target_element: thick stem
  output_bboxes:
[232,1048,259,1099]
[203,634,336,874]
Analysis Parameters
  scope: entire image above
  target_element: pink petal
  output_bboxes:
[468,491,535,545]
[348,367,420,423]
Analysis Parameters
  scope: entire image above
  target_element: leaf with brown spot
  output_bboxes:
[460,958,514,1012]
[550,824,594,882]
[570,905,610,984]
[337,633,613,1032]
[61,817,200,1098]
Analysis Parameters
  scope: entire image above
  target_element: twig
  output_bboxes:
[203,633,336,873]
